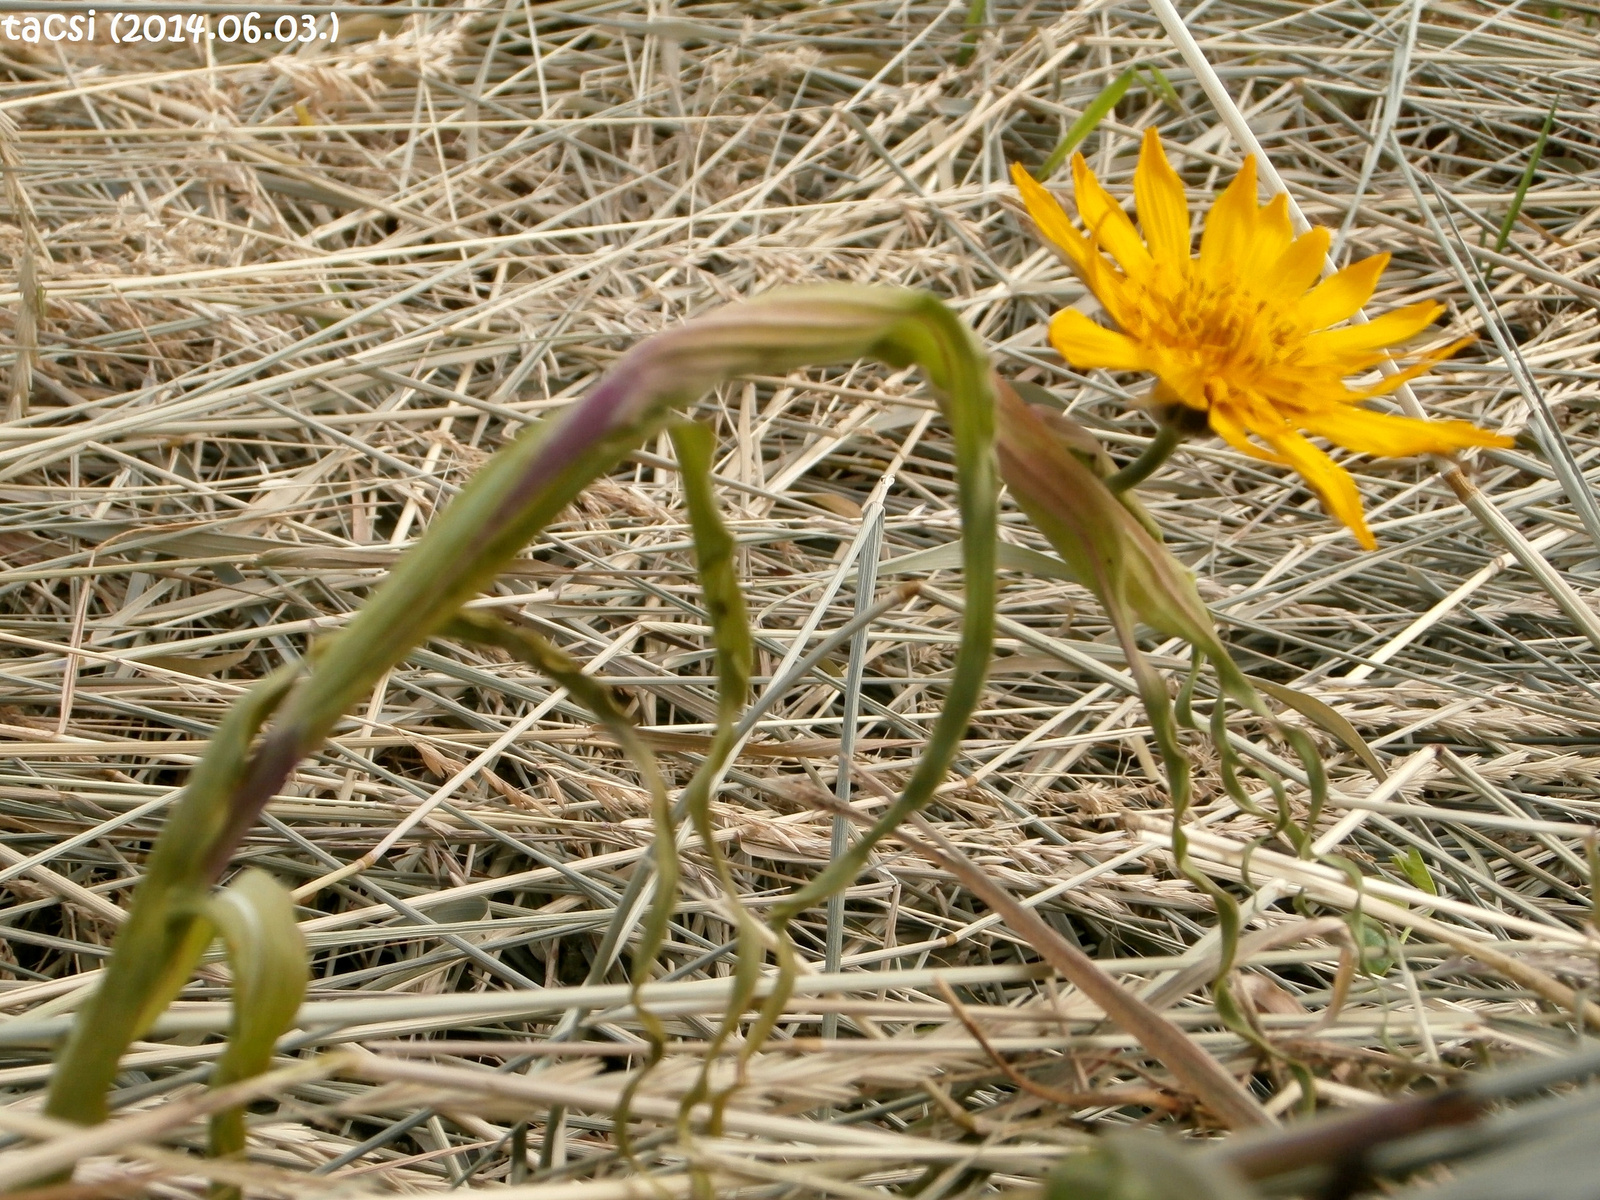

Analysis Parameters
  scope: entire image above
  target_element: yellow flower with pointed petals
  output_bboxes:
[1011,128,1512,549]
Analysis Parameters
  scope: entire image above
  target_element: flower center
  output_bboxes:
[1124,262,1301,394]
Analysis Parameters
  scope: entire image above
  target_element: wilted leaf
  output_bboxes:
[673,421,753,722]
[1252,677,1387,781]
[204,868,308,1175]
[994,379,1229,665]
[47,286,1000,1155]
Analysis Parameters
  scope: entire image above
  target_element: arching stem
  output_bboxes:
[1107,418,1185,493]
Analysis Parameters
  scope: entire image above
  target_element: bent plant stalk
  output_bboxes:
[40,287,998,1172]
[995,380,1335,1112]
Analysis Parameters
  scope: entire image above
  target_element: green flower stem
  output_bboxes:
[1106,419,1185,493]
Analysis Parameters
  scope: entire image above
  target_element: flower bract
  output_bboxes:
[1012,129,1511,549]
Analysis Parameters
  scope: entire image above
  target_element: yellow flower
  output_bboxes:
[1011,128,1511,549]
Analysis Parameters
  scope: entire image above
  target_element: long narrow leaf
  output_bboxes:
[1494,100,1558,255]
[667,420,782,1141]
[1039,67,1137,179]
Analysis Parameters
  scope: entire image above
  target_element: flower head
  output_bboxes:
[1012,129,1511,549]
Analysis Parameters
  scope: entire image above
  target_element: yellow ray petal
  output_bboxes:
[1133,128,1191,265]
[1208,399,1287,464]
[1261,426,1375,549]
[1048,310,1148,371]
[1054,228,1139,332]
[1083,262,1143,334]
[1010,162,1093,275]
[1295,252,1387,331]
[1199,156,1259,277]
[1264,226,1329,298]
[1300,405,1513,457]
[1071,152,1153,278]
[1142,352,1209,411]
[1240,192,1294,278]
[1303,301,1441,359]
[1354,335,1476,398]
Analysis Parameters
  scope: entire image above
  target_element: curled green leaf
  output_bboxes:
[204,868,308,1193]
[46,666,297,1132]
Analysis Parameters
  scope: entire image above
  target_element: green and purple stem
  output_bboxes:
[41,286,999,1156]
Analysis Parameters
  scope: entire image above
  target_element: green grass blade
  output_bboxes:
[1039,66,1137,179]
[1141,64,1182,111]
[955,0,986,67]
[1494,99,1558,254]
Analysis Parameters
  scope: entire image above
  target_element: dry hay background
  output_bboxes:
[0,0,1596,1194]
